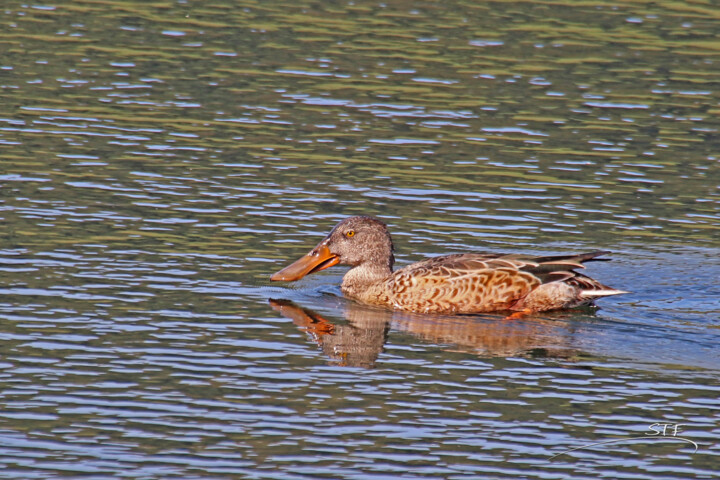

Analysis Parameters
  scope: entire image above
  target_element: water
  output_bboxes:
[0,0,719,478]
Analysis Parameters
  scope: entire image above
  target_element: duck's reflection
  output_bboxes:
[270,298,587,367]
[270,299,390,368]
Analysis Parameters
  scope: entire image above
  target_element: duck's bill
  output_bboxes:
[270,244,340,281]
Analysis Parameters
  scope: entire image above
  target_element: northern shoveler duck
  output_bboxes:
[270,216,627,314]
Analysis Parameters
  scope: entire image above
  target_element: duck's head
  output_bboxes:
[270,215,395,282]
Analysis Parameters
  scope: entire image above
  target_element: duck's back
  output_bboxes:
[386,253,540,313]
[386,252,619,314]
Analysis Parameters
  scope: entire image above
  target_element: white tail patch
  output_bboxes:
[580,289,629,297]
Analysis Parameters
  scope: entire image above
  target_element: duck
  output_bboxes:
[270,215,627,314]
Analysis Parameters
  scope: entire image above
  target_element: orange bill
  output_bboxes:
[270,243,340,281]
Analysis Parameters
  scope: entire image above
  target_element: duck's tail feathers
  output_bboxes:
[579,288,629,298]
[569,273,629,298]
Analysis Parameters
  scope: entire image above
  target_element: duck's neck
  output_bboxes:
[341,262,393,303]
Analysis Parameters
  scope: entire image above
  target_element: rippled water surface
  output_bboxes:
[1,0,719,478]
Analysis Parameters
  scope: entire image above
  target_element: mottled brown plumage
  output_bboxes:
[270,216,627,314]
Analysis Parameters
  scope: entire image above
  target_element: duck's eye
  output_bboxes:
[345,230,355,238]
